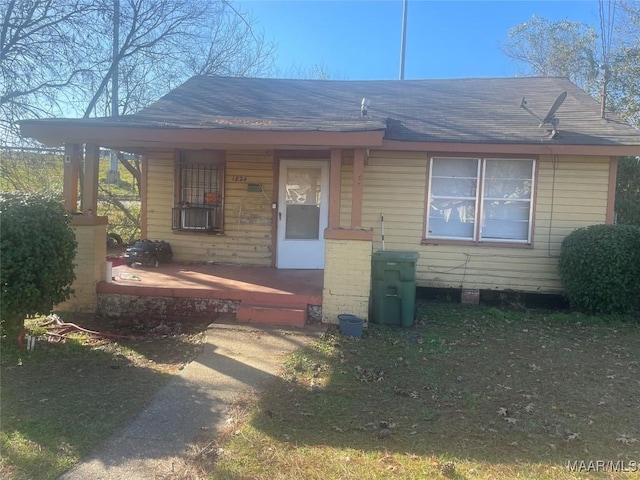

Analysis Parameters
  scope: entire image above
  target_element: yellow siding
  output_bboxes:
[359,151,612,294]
[145,150,275,266]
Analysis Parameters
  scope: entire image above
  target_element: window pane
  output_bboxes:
[428,199,476,239]
[431,177,477,197]
[285,167,321,239]
[482,201,530,240]
[481,160,534,242]
[427,158,479,239]
[432,158,479,178]
[484,159,533,199]
[285,167,321,206]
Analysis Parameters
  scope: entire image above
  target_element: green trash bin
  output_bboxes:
[370,250,419,327]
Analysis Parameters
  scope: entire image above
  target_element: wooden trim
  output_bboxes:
[529,156,540,245]
[71,214,108,226]
[271,152,279,267]
[63,143,80,212]
[140,155,148,238]
[351,148,365,228]
[475,158,485,241]
[218,151,226,231]
[421,238,533,249]
[423,155,539,246]
[429,152,538,160]
[383,139,640,157]
[20,122,385,149]
[606,156,618,224]
[324,228,373,241]
[274,149,330,159]
[329,149,342,229]
[173,149,181,207]
[422,154,431,240]
[20,119,639,156]
[83,143,100,215]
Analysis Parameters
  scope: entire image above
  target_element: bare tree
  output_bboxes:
[2,0,276,238]
[0,0,95,145]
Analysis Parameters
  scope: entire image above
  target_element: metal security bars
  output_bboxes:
[172,151,224,233]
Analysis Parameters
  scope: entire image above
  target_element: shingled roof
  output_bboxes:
[20,76,640,148]
[110,75,640,146]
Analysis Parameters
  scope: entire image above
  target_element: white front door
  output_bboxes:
[277,160,329,269]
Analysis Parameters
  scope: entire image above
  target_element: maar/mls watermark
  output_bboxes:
[567,460,638,473]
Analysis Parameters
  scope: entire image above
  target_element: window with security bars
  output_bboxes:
[172,150,224,232]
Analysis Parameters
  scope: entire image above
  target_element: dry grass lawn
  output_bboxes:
[208,302,640,480]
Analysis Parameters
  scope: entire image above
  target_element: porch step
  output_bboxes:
[236,304,307,327]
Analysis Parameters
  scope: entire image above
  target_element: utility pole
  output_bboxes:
[399,0,408,80]
[107,0,120,183]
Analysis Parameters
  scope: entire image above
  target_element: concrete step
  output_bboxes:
[236,304,307,327]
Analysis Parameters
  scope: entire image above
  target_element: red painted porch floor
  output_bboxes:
[101,263,323,303]
[98,263,324,326]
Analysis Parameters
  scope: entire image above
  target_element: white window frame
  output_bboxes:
[426,157,536,244]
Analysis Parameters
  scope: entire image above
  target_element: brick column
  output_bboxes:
[55,216,108,313]
[322,228,373,323]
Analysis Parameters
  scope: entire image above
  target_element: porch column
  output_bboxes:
[63,143,81,212]
[83,143,100,215]
[351,148,366,228]
[56,215,108,313]
[322,229,373,323]
[328,148,342,228]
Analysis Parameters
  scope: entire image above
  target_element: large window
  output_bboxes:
[426,157,535,244]
[172,150,224,233]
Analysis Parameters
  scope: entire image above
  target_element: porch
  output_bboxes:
[97,263,324,327]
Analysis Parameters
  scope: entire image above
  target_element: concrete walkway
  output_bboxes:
[59,319,327,480]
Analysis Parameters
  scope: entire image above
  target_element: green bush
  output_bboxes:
[558,224,640,314]
[0,193,77,335]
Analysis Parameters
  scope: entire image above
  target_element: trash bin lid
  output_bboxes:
[372,250,419,261]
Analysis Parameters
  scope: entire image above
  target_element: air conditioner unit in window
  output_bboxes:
[181,208,210,230]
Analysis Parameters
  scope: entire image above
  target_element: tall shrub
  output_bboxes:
[0,193,77,335]
[558,224,640,314]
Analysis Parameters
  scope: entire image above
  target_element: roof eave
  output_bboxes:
[19,119,640,157]
[382,139,640,157]
[19,120,386,149]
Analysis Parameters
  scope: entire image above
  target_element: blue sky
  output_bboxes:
[238,0,602,79]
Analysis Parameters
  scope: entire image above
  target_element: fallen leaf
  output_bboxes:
[616,434,639,445]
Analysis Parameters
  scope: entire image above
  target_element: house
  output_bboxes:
[20,76,640,323]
